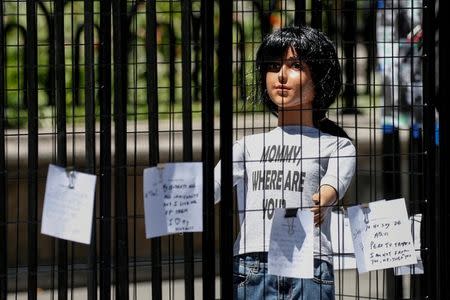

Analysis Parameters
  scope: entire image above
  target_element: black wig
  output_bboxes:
[255,26,348,138]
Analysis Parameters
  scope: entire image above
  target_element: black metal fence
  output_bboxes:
[0,0,446,299]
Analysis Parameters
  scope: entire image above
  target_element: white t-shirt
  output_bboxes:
[214,125,356,263]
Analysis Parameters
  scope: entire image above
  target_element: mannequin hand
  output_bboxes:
[310,185,338,226]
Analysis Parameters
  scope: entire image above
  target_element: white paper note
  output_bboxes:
[41,164,97,244]
[143,162,203,238]
[268,209,314,278]
[395,214,424,275]
[331,210,356,254]
[348,199,417,273]
[331,210,356,270]
[348,204,369,273]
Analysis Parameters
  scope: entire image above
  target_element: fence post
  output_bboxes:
[311,0,322,30]
[146,1,162,299]
[218,0,233,298]
[295,0,306,26]
[201,0,215,298]
[382,126,402,299]
[423,0,437,298]
[408,126,424,298]
[98,0,112,298]
[54,1,68,298]
[84,0,97,298]
[437,0,449,298]
[181,0,195,299]
[112,0,129,298]
[25,1,38,299]
[342,0,357,113]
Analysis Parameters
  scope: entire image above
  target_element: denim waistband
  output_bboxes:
[236,252,268,263]
[236,252,333,266]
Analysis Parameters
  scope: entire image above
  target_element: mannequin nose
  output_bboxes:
[277,65,287,84]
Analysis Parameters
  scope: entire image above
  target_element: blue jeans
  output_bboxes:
[233,253,335,300]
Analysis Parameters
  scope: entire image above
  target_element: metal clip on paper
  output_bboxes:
[362,207,370,224]
[65,166,76,189]
[284,208,298,218]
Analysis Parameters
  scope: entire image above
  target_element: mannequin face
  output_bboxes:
[265,47,315,111]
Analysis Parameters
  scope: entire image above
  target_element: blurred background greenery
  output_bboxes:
[2,0,375,128]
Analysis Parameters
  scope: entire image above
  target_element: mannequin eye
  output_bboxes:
[266,62,281,72]
[291,62,303,70]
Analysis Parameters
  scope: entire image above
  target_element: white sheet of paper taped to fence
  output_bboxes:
[348,199,417,273]
[268,209,314,278]
[41,164,97,244]
[331,211,356,270]
[143,162,203,238]
[395,214,424,275]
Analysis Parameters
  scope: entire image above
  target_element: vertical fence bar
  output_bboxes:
[0,0,7,298]
[235,23,246,102]
[84,0,97,299]
[201,0,215,298]
[423,0,437,298]
[437,1,450,295]
[181,0,194,299]
[26,1,38,299]
[311,0,322,30]
[409,127,424,298]
[99,0,112,298]
[192,16,201,103]
[438,1,449,299]
[294,0,306,26]
[146,1,162,299]
[382,127,402,299]
[54,0,68,298]
[218,0,233,298]
[112,0,129,298]
[342,0,356,112]
[382,129,401,199]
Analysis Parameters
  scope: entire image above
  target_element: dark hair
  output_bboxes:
[255,26,349,139]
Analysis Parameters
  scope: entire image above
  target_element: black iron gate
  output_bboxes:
[0,0,446,299]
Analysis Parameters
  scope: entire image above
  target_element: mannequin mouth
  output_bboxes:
[274,85,291,96]
[274,84,292,90]
[276,90,289,97]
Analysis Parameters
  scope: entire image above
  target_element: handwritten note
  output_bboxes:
[41,164,97,244]
[395,214,424,275]
[348,199,417,273]
[143,162,203,238]
[331,210,356,270]
[268,208,314,278]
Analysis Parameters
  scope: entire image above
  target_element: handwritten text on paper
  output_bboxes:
[348,199,417,273]
[143,162,203,238]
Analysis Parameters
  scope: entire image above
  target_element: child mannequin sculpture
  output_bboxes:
[214,26,356,299]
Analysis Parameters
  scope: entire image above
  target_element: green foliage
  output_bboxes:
[3,1,217,128]
[2,1,373,129]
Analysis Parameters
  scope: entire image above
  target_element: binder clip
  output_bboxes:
[284,208,298,218]
[361,204,370,224]
[65,166,76,189]
[284,208,298,235]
